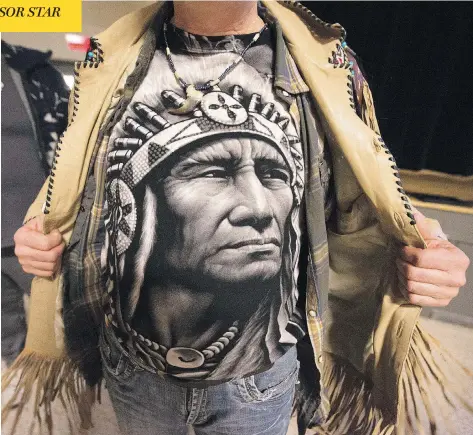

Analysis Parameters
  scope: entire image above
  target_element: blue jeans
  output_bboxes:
[101,327,299,435]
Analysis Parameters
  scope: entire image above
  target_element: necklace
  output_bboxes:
[121,320,240,372]
[163,21,268,114]
[106,294,240,371]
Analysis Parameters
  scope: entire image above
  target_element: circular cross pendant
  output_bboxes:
[166,347,205,369]
[201,91,248,126]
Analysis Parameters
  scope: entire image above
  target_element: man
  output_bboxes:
[1,41,68,365]
[7,2,470,435]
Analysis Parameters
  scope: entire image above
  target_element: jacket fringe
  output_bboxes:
[1,350,100,435]
[308,324,473,434]
[311,353,394,435]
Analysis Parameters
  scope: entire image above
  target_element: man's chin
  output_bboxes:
[204,261,281,285]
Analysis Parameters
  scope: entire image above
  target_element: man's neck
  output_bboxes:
[133,278,271,348]
[172,1,264,36]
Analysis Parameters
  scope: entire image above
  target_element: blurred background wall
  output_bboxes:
[307,2,473,178]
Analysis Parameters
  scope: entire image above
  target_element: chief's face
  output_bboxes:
[159,136,293,285]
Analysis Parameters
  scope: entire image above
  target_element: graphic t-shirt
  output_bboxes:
[103,22,307,382]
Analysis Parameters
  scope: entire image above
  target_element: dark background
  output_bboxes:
[302,2,473,176]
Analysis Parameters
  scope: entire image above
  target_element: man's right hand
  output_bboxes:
[13,216,65,278]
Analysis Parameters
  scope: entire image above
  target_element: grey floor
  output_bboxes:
[2,318,473,435]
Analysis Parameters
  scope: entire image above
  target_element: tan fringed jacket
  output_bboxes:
[4,2,469,435]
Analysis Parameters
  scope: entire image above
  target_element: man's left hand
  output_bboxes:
[396,209,470,307]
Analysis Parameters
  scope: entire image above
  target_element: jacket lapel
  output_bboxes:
[263,0,425,249]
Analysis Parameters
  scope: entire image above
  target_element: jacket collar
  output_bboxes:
[272,20,309,97]
[262,0,425,248]
[258,3,309,97]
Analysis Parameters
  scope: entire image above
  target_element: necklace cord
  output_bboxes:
[163,21,268,92]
